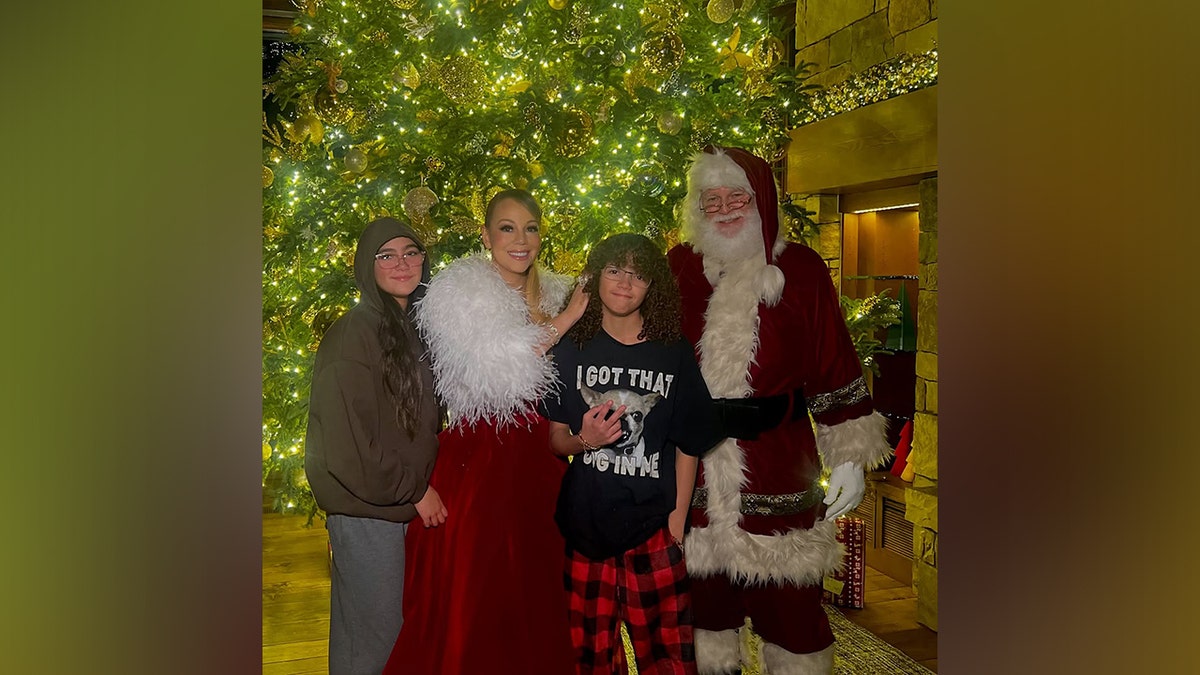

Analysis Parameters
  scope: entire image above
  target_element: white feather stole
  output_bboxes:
[414,253,571,428]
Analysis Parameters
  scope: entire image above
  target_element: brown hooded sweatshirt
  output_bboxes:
[303,218,439,523]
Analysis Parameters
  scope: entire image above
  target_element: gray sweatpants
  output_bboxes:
[327,514,407,675]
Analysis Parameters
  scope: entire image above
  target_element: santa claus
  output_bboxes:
[668,145,892,674]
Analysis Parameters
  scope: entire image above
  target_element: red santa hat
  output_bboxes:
[687,144,786,304]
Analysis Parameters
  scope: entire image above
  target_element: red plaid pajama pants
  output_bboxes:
[564,527,696,675]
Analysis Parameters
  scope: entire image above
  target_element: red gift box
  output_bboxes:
[822,516,866,608]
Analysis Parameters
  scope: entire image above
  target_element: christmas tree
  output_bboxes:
[262,0,819,516]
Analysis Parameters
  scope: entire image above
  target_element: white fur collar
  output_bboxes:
[414,253,564,428]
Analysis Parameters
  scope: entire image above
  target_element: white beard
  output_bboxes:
[692,208,765,267]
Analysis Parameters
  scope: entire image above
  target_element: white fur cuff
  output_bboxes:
[816,411,893,471]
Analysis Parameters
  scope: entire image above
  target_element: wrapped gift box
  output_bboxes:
[822,516,866,609]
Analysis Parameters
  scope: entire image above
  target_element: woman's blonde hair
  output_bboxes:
[485,188,549,323]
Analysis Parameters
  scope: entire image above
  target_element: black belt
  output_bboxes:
[711,388,808,440]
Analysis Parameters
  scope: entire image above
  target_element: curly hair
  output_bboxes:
[566,232,682,346]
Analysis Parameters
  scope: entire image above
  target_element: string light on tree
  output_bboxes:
[263,0,818,518]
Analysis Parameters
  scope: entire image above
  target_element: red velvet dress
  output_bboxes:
[383,415,575,675]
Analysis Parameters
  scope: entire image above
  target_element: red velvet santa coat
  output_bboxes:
[668,240,888,587]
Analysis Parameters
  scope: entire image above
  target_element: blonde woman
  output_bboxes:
[384,189,586,675]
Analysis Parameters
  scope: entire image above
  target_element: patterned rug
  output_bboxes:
[826,605,934,674]
[620,605,933,673]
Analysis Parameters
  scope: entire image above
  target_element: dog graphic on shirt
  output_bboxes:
[580,385,662,464]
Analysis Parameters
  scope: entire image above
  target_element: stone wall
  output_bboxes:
[800,194,842,284]
[906,176,938,630]
[795,0,937,88]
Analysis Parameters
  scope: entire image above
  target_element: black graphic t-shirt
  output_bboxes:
[542,330,719,560]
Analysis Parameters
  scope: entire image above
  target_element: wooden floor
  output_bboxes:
[841,567,938,672]
[263,512,936,674]
[263,512,332,675]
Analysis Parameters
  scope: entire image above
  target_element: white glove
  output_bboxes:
[822,461,866,520]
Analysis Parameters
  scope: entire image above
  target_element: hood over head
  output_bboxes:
[353,217,431,312]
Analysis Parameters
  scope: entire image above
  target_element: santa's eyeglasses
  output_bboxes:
[699,190,753,213]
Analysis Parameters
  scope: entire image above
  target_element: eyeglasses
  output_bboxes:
[600,265,651,288]
[699,190,753,214]
[374,250,425,269]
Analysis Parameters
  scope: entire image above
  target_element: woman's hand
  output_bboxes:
[538,282,590,356]
[578,400,626,449]
[560,281,590,327]
[414,485,448,528]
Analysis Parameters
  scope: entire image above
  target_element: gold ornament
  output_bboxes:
[450,215,479,236]
[753,36,786,70]
[425,155,445,173]
[262,442,273,461]
[549,0,568,9]
[314,88,354,126]
[656,110,684,135]
[523,103,544,131]
[555,107,594,158]
[266,147,283,164]
[333,78,349,94]
[388,0,418,8]
[416,109,439,123]
[391,62,421,90]
[641,31,684,75]
[718,26,753,74]
[439,56,487,106]
[630,159,666,197]
[642,2,684,31]
[706,0,734,23]
[291,468,309,489]
[492,132,515,157]
[403,185,440,233]
[344,147,368,173]
[288,112,324,145]
[664,226,682,250]
[470,191,488,222]
[262,165,274,188]
[623,64,652,98]
[499,21,525,58]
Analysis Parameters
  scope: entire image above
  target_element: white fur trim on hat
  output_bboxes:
[688,148,754,194]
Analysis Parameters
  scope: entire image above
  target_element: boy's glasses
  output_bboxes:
[374,250,425,269]
[601,265,651,288]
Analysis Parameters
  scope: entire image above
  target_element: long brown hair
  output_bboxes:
[567,233,682,345]
[485,188,550,322]
[358,218,431,440]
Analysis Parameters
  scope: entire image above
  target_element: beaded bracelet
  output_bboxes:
[545,323,560,343]
[574,432,597,451]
